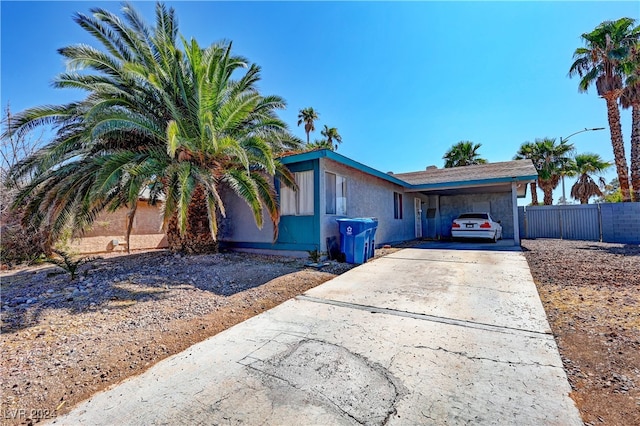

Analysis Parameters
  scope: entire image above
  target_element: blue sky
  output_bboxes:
[1,1,638,205]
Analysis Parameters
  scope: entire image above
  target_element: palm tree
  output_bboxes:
[4,2,299,254]
[297,107,319,144]
[514,142,541,205]
[443,141,487,168]
[569,17,639,202]
[620,38,640,201]
[531,138,574,205]
[306,139,333,151]
[569,153,612,204]
[320,125,342,150]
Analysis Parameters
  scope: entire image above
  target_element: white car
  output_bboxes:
[451,212,502,242]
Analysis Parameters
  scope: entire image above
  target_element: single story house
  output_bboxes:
[219,149,537,257]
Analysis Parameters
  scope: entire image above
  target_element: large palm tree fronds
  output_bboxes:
[4,2,300,252]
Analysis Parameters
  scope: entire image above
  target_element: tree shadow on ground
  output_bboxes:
[581,244,640,257]
[0,250,307,333]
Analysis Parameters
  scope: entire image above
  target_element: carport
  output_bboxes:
[395,160,537,245]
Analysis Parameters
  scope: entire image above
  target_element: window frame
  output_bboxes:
[393,192,403,219]
[280,170,315,216]
[325,171,347,216]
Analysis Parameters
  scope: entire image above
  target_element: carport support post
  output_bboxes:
[511,181,520,245]
[435,195,441,240]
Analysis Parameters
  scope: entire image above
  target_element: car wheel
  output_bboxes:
[492,231,498,243]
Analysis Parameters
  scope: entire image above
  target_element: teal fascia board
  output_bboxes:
[280,149,409,187]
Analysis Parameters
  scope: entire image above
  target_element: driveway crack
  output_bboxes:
[410,345,562,368]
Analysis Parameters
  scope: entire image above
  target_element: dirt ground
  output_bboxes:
[0,247,400,425]
[1,240,638,425]
[521,239,640,426]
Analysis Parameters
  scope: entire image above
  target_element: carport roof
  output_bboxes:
[393,160,538,186]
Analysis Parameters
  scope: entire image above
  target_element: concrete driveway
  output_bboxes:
[51,247,582,425]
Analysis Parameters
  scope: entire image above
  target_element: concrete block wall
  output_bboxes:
[600,202,640,244]
[69,201,168,253]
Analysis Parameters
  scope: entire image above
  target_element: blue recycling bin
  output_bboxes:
[336,218,378,264]
[367,221,378,258]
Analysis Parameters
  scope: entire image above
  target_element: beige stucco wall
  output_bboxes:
[319,158,429,252]
[68,201,167,254]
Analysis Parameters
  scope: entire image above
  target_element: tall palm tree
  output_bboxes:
[514,142,540,205]
[5,2,299,254]
[320,125,342,150]
[620,38,640,201]
[531,138,574,205]
[297,107,319,144]
[569,17,639,202]
[443,141,487,168]
[570,153,612,204]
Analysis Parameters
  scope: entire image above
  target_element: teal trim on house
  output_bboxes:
[280,150,409,187]
[275,159,321,251]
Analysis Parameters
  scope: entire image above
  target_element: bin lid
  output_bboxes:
[336,217,377,223]
[336,217,378,232]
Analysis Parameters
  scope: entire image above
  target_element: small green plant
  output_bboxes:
[44,250,99,281]
[307,249,324,263]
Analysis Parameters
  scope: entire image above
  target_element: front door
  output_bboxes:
[414,198,422,238]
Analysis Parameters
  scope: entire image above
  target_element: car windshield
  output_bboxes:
[458,213,488,220]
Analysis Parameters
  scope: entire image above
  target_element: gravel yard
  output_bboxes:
[522,239,640,426]
[1,240,638,425]
[0,247,403,425]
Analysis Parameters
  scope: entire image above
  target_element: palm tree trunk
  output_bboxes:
[125,201,138,254]
[166,185,218,253]
[630,103,640,202]
[530,182,539,205]
[543,189,553,206]
[604,95,632,202]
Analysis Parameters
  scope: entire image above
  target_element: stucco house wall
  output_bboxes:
[218,186,275,245]
[68,201,167,254]
[319,158,427,251]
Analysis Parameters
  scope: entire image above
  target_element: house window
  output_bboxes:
[325,172,347,215]
[393,192,403,219]
[280,170,314,216]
